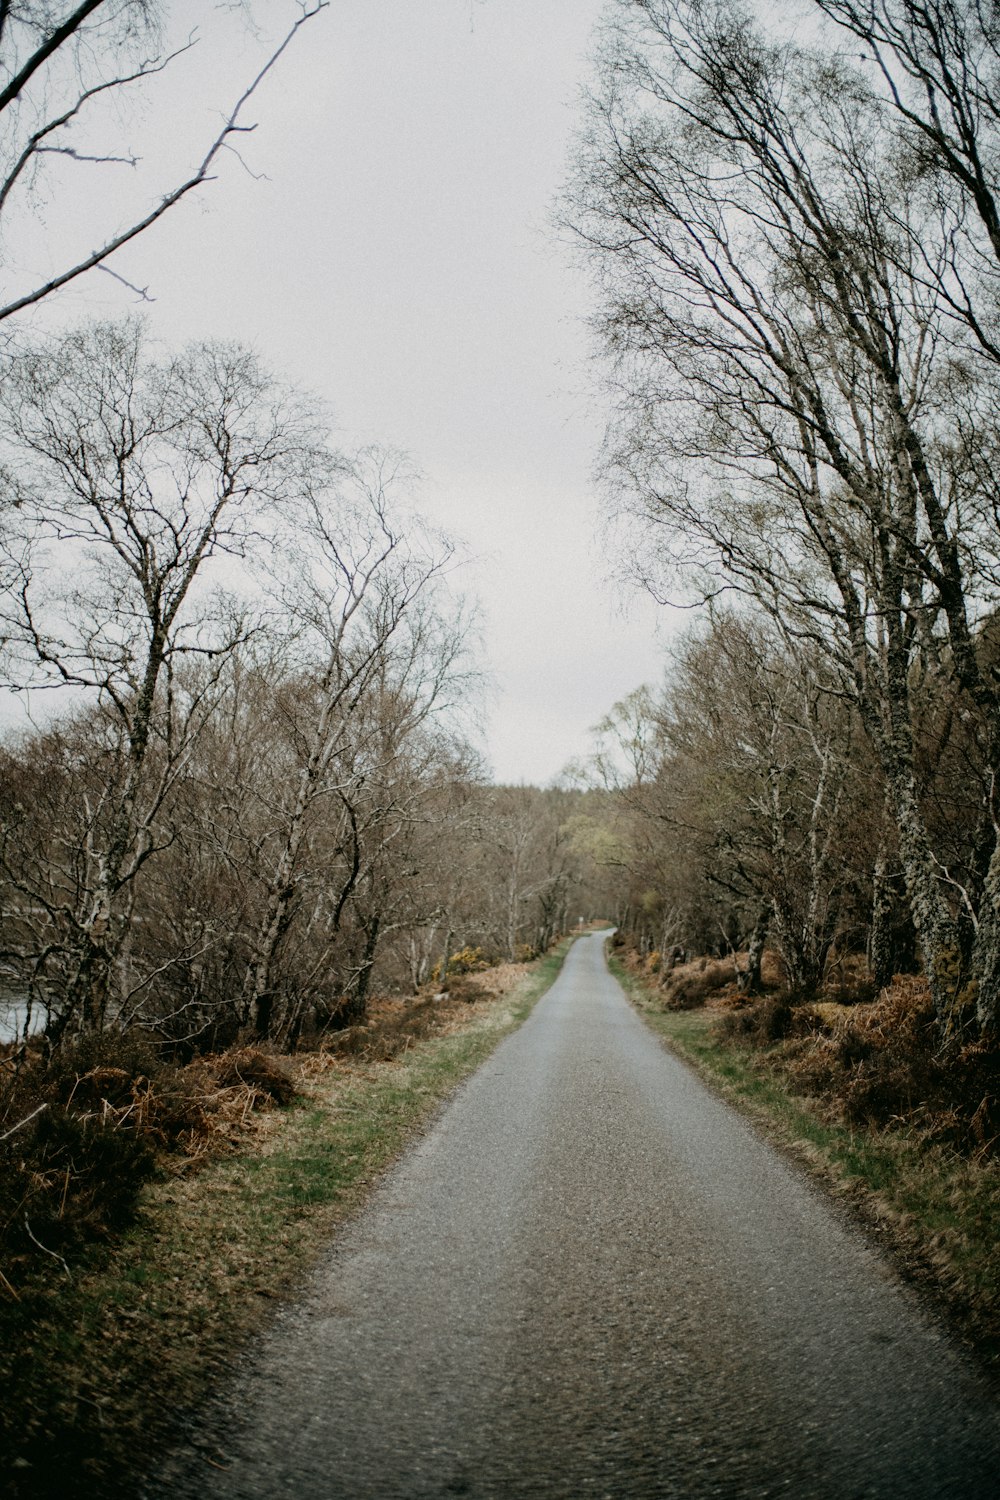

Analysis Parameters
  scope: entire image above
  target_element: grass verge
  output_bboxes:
[610,951,1000,1376]
[1,942,571,1500]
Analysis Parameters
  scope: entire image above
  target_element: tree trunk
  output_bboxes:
[971,841,1000,1036]
[506,883,519,963]
[884,758,970,1039]
[343,914,381,1024]
[50,934,110,1044]
[438,926,453,994]
[249,881,296,1039]
[738,909,768,996]
[408,936,426,994]
[869,847,895,992]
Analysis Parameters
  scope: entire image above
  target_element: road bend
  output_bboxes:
[151,932,1000,1499]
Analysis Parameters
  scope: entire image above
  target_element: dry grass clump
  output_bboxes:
[648,937,1000,1156]
[0,1034,303,1282]
[213,1047,296,1105]
[729,974,1000,1155]
[662,955,740,1010]
[629,945,788,1013]
[1,1034,159,1276]
[758,949,787,990]
[322,996,449,1062]
[320,967,515,1063]
[721,991,796,1043]
[819,951,880,1007]
[436,974,489,1003]
[0,961,533,1286]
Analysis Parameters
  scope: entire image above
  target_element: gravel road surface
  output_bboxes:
[150,932,1000,1498]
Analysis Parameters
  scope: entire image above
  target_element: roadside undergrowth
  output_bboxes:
[611,948,1000,1375]
[0,942,570,1500]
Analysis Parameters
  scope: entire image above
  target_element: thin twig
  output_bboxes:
[96,263,154,302]
[0,1101,48,1142]
[23,1215,71,1277]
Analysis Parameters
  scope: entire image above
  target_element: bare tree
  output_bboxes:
[565,0,1000,1037]
[814,0,1000,292]
[578,612,872,989]
[810,0,1000,1024]
[477,786,579,961]
[240,449,473,1039]
[398,764,492,994]
[0,316,324,1038]
[665,615,867,990]
[0,1,327,321]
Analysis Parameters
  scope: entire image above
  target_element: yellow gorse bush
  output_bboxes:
[431,946,494,982]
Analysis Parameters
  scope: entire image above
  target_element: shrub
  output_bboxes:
[731,973,1000,1153]
[214,1047,296,1106]
[431,946,494,982]
[0,1032,301,1277]
[720,992,795,1043]
[661,955,738,1010]
[0,1096,155,1267]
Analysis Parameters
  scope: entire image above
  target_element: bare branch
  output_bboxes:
[0,3,329,322]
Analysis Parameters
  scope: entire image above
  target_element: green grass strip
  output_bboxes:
[1,943,571,1499]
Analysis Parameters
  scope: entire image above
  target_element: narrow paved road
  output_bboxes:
[152,933,1000,1498]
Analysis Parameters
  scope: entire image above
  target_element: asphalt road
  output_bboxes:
[150,932,1000,1498]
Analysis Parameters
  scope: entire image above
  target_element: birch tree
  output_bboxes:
[664,616,869,991]
[811,0,1000,1030]
[0,317,322,1039]
[242,451,471,1039]
[566,0,1000,1037]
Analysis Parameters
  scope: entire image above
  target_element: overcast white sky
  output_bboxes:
[10,0,675,784]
